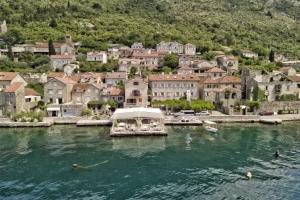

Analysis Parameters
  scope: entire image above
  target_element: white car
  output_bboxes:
[196,111,210,116]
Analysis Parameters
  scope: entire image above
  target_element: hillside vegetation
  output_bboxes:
[0,0,300,57]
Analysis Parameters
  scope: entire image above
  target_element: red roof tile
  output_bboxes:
[105,72,127,79]
[4,82,24,93]
[54,77,77,85]
[288,76,300,82]
[0,72,18,81]
[204,76,241,84]
[206,67,226,73]
[149,74,203,82]
[109,87,124,96]
[25,88,40,96]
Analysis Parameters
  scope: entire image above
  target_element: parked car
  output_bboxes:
[259,111,274,116]
[196,111,210,116]
[174,110,195,117]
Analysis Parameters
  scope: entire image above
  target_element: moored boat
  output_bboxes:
[203,120,218,133]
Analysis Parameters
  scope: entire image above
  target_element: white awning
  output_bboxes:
[47,107,60,111]
[111,107,164,120]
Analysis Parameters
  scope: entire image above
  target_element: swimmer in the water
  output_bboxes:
[274,150,280,158]
[72,160,109,169]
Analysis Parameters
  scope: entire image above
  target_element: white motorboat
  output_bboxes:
[203,120,218,133]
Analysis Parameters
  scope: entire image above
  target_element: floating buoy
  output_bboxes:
[245,171,252,180]
[72,163,78,168]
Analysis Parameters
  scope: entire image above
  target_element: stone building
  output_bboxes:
[184,43,196,55]
[216,55,239,74]
[241,50,258,59]
[242,68,300,102]
[105,72,127,87]
[124,77,148,108]
[86,51,108,63]
[105,87,125,107]
[131,43,144,50]
[72,83,103,105]
[131,50,161,70]
[118,58,142,72]
[156,41,184,54]
[3,82,25,115]
[107,48,120,60]
[204,67,226,79]
[149,74,203,101]
[44,76,76,104]
[50,55,76,71]
[0,72,27,116]
[0,72,27,90]
[202,76,242,108]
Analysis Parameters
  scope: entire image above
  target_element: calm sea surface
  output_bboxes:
[0,124,300,200]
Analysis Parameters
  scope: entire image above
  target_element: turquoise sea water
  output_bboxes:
[0,124,300,199]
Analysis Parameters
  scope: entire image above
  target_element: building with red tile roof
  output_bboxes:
[149,74,204,101]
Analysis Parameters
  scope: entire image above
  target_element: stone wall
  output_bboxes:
[259,101,300,113]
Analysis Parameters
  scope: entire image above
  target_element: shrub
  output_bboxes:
[11,111,44,122]
[80,108,92,117]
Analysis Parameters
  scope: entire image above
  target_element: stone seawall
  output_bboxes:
[259,101,300,113]
[0,122,52,128]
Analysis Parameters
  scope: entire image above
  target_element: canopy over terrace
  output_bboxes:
[110,108,166,136]
[111,108,164,120]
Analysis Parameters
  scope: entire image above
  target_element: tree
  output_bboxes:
[269,49,275,62]
[48,39,56,55]
[163,53,178,69]
[2,29,22,45]
[7,45,14,60]
[129,66,137,78]
[49,18,58,28]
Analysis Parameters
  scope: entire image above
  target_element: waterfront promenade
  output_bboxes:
[0,114,300,127]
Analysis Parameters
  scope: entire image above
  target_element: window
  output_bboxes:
[53,82,57,87]
[176,92,179,97]
[58,90,62,95]
[49,98,53,103]
[287,85,290,91]
[118,97,123,101]
[161,92,164,96]
[48,89,53,95]
[298,84,300,89]
[154,92,157,96]
[76,97,80,102]
[133,90,140,96]
[160,83,164,88]
[191,84,194,87]
[232,93,237,99]
[58,98,63,104]
[133,82,139,86]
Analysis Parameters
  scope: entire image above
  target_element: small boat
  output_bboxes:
[203,120,218,133]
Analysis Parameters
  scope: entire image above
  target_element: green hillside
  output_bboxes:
[1,0,300,57]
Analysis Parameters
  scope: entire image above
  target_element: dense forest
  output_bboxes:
[0,0,300,57]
